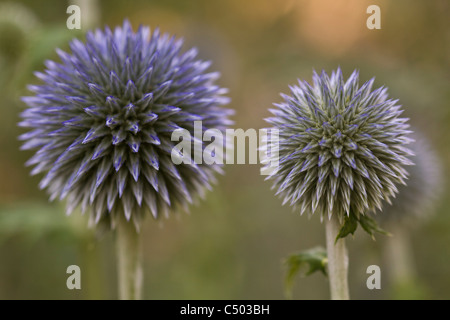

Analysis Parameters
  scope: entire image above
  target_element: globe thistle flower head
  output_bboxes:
[19,20,233,229]
[264,68,414,222]
[376,132,443,224]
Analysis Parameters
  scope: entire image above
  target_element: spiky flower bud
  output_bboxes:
[19,20,233,228]
[264,69,414,222]
[376,132,443,223]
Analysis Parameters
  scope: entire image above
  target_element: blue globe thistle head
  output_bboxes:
[19,20,233,230]
[264,68,414,223]
[376,131,444,225]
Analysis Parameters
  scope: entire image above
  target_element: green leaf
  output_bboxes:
[284,247,328,299]
[335,211,390,242]
[335,213,358,243]
[359,214,391,240]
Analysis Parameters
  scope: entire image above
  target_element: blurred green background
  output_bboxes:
[0,0,449,300]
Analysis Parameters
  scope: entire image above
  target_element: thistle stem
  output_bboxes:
[325,215,350,300]
[81,234,104,299]
[384,222,415,285]
[116,214,143,300]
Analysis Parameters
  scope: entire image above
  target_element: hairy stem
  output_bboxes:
[325,215,350,300]
[116,215,143,300]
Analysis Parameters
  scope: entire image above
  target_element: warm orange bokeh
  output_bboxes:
[295,0,387,55]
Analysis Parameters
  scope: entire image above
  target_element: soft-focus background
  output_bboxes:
[0,0,449,300]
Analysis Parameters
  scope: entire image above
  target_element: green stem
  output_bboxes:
[325,215,350,300]
[81,233,104,299]
[384,222,415,285]
[116,214,143,300]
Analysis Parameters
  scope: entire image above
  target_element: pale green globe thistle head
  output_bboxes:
[376,132,443,224]
[264,68,414,222]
